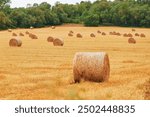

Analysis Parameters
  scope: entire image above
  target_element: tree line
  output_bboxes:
[0,0,150,30]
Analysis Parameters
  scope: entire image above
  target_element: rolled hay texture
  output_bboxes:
[68,33,73,37]
[8,29,12,32]
[19,33,24,36]
[25,31,30,35]
[132,29,136,31]
[29,33,38,39]
[53,38,64,46]
[140,33,146,37]
[102,32,106,35]
[128,38,136,44]
[12,33,17,36]
[128,33,133,37]
[135,33,139,36]
[9,38,22,47]
[47,36,54,42]
[73,52,110,83]
[77,33,82,38]
[90,33,96,37]
[123,33,128,37]
[51,26,55,29]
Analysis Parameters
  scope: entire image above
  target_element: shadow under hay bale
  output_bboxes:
[19,33,24,36]
[9,38,22,47]
[128,38,136,44]
[76,33,82,38]
[140,33,146,38]
[53,38,64,46]
[73,52,110,83]
[47,36,54,42]
[90,33,96,37]
[12,33,17,36]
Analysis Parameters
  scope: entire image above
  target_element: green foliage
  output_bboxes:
[0,0,150,30]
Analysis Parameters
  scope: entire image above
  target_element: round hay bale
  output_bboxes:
[53,38,64,46]
[8,29,12,32]
[68,33,73,37]
[73,52,110,83]
[25,31,30,35]
[29,33,38,39]
[51,26,55,29]
[135,33,139,36]
[9,38,22,47]
[140,33,146,38]
[116,32,121,36]
[97,30,101,33]
[128,38,136,44]
[90,33,96,37]
[76,33,82,38]
[128,33,133,37]
[12,33,17,36]
[47,36,54,42]
[69,30,74,34]
[109,32,113,35]
[19,33,24,36]
[123,33,128,37]
[132,29,136,31]
[102,32,106,35]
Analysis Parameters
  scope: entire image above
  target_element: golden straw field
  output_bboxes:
[0,25,150,100]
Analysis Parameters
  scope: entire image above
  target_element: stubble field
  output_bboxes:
[0,25,150,100]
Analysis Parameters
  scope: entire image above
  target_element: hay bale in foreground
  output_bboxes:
[90,33,96,37]
[12,33,17,36]
[47,36,54,42]
[8,29,12,32]
[29,33,38,39]
[9,38,22,47]
[76,33,82,38]
[19,33,24,36]
[140,33,146,38]
[73,52,110,83]
[128,38,136,44]
[53,38,64,46]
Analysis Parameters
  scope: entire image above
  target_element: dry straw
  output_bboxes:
[53,38,64,46]
[12,33,17,36]
[76,33,82,38]
[128,33,133,37]
[135,33,139,36]
[128,38,136,44]
[90,33,96,37]
[51,26,55,29]
[132,29,136,31]
[47,36,54,42]
[68,33,73,37]
[102,32,106,35]
[97,30,101,33]
[9,38,22,47]
[25,31,30,35]
[73,52,110,83]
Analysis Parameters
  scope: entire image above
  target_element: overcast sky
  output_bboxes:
[10,0,96,8]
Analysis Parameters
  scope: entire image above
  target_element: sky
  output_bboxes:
[10,0,96,8]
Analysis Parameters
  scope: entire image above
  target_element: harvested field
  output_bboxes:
[0,26,150,100]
